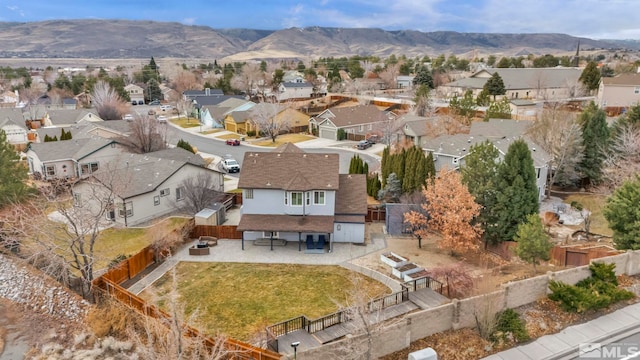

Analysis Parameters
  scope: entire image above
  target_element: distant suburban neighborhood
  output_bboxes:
[1,43,640,360]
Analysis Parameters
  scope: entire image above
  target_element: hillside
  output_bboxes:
[0,19,631,61]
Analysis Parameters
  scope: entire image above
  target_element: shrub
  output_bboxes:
[548,262,634,313]
[337,128,346,140]
[490,309,529,345]
[246,130,256,137]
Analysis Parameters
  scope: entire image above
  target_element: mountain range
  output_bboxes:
[0,19,636,61]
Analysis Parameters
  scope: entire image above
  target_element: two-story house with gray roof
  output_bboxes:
[72,148,223,227]
[0,108,29,144]
[423,119,549,201]
[236,143,367,251]
[277,80,313,101]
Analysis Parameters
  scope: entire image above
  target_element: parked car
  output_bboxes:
[366,135,381,144]
[157,115,167,123]
[160,104,173,112]
[148,109,156,116]
[123,114,134,121]
[148,99,161,105]
[221,156,240,173]
[131,100,138,105]
[137,100,144,105]
[225,138,241,146]
[356,140,372,150]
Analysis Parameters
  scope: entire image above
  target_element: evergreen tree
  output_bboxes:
[610,103,640,139]
[489,139,539,243]
[176,139,195,154]
[44,134,52,142]
[0,130,34,207]
[483,72,506,101]
[514,214,553,273]
[381,146,391,187]
[413,66,434,88]
[449,90,477,125]
[146,78,162,103]
[461,140,501,242]
[578,102,609,186]
[378,173,402,203]
[484,98,512,121]
[579,61,601,93]
[604,176,640,250]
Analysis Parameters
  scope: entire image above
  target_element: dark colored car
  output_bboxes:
[131,100,138,105]
[226,138,241,146]
[356,140,372,150]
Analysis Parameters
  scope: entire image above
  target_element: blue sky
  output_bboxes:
[1,0,639,39]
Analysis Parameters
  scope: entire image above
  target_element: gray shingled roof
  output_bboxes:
[335,174,367,215]
[316,104,392,127]
[0,108,27,129]
[272,142,305,153]
[602,73,640,86]
[43,109,101,125]
[281,81,313,88]
[27,137,116,162]
[91,152,217,199]
[398,114,438,137]
[146,147,206,167]
[238,146,340,191]
[448,68,583,90]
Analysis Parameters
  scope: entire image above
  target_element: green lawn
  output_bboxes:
[565,193,613,237]
[170,117,201,128]
[141,262,391,341]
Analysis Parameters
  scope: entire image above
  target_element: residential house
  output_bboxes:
[159,84,177,102]
[224,103,310,134]
[439,68,584,101]
[277,80,314,101]
[0,108,29,144]
[509,99,541,120]
[397,75,415,89]
[394,114,437,146]
[72,148,223,227]
[422,119,549,201]
[183,88,224,101]
[596,72,640,110]
[125,84,145,104]
[0,90,19,108]
[62,98,77,110]
[202,97,255,128]
[25,137,126,180]
[237,143,367,250]
[282,71,305,83]
[311,104,396,141]
[24,108,102,129]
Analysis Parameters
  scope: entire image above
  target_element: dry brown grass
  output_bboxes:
[250,133,314,147]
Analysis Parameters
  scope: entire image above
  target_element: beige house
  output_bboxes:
[439,68,585,101]
[597,72,640,110]
[125,84,145,104]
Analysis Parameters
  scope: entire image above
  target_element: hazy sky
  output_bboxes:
[1,0,639,39]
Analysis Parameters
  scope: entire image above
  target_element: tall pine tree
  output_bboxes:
[0,130,34,207]
[488,139,539,244]
[578,102,609,186]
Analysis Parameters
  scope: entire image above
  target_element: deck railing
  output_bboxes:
[402,276,444,294]
[368,288,409,312]
[307,311,346,333]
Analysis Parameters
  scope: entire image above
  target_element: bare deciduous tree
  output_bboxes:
[176,173,225,214]
[250,101,291,142]
[527,108,584,198]
[424,114,468,138]
[601,124,640,192]
[177,98,196,121]
[172,69,200,95]
[92,80,127,120]
[378,64,399,90]
[121,113,169,153]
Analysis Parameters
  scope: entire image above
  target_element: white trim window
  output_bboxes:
[80,162,99,175]
[118,201,133,217]
[45,165,56,177]
[176,187,184,201]
[160,188,170,197]
[314,191,325,205]
[290,192,303,206]
[635,86,640,94]
[154,195,160,206]
[245,189,254,199]
[306,192,311,206]
[263,231,279,238]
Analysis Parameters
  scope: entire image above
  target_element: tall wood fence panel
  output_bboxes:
[191,225,243,239]
[550,244,622,267]
[366,207,386,222]
[102,245,156,284]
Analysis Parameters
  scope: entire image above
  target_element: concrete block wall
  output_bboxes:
[628,251,640,276]
[503,274,549,308]
[456,290,506,329]
[408,303,454,342]
[371,321,411,359]
[594,252,630,275]
[551,265,592,285]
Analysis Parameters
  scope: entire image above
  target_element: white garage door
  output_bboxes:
[319,127,336,140]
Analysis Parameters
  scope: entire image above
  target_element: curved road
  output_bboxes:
[165,125,381,176]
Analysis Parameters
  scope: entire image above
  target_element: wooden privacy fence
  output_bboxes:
[94,277,281,360]
[366,207,386,222]
[102,245,156,284]
[550,244,622,267]
[191,225,242,239]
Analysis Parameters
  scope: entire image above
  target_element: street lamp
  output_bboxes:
[291,341,300,360]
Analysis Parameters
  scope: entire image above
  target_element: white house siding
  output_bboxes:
[333,222,365,243]
[76,145,127,177]
[242,189,336,216]
[598,84,640,108]
[29,158,75,180]
[2,124,27,144]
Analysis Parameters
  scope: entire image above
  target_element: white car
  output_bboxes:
[123,114,134,121]
[157,115,168,123]
[160,105,173,112]
[221,157,240,173]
